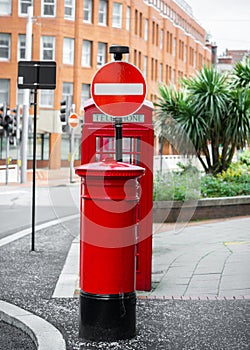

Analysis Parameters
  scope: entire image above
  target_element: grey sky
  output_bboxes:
[186,0,250,55]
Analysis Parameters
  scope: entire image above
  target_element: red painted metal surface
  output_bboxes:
[76,160,144,295]
[81,99,154,291]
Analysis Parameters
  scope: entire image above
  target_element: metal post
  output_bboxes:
[31,88,37,251]
[5,134,9,185]
[21,6,33,183]
[16,105,21,182]
[70,127,75,183]
[115,118,123,162]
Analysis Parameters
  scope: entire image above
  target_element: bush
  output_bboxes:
[240,149,250,166]
[154,160,250,201]
[153,163,201,201]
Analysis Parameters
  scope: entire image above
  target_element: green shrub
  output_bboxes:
[239,149,250,166]
[153,163,201,201]
[154,160,250,201]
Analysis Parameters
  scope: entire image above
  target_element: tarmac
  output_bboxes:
[0,168,250,349]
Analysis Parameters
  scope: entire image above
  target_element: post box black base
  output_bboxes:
[79,290,136,341]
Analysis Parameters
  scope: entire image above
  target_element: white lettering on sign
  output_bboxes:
[94,83,144,96]
[92,114,145,123]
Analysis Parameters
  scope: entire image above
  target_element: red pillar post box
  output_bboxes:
[75,159,144,341]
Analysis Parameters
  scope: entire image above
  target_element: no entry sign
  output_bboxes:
[91,61,147,117]
[69,113,79,128]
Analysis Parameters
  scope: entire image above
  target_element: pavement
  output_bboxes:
[0,167,250,349]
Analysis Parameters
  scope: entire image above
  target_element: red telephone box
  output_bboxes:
[81,98,154,291]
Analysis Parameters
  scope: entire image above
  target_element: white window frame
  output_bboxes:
[63,37,74,65]
[81,84,90,106]
[18,0,33,16]
[112,2,122,28]
[97,42,107,67]
[98,0,107,26]
[62,82,73,106]
[40,90,54,108]
[0,33,11,61]
[83,0,92,23]
[0,79,10,105]
[0,0,12,15]
[143,56,147,79]
[82,40,92,67]
[42,0,56,17]
[160,29,164,50]
[126,6,130,31]
[64,0,75,20]
[41,36,55,61]
[144,19,148,41]
[18,34,26,61]
[173,37,176,57]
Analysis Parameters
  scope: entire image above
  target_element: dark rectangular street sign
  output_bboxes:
[18,61,56,89]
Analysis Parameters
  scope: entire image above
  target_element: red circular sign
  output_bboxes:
[91,61,147,117]
[68,113,79,128]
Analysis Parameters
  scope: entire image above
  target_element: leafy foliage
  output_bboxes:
[153,160,250,201]
[155,63,250,175]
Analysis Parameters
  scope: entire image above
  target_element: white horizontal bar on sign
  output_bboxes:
[94,83,144,95]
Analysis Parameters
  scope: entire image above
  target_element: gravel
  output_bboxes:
[0,219,250,349]
[0,321,36,350]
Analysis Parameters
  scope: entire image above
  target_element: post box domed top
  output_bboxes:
[75,158,145,178]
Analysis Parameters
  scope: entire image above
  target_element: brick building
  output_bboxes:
[0,0,211,169]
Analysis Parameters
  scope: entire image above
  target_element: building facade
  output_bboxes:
[0,0,211,169]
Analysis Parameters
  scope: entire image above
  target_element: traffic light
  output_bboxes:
[60,97,70,132]
[0,106,4,135]
[3,109,14,135]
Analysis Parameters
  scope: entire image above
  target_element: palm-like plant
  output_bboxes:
[155,65,250,174]
[231,57,250,89]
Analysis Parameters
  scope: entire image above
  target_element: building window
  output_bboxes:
[0,79,10,104]
[126,6,130,31]
[40,90,54,107]
[97,42,107,67]
[144,19,148,41]
[83,0,92,23]
[17,89,24,105]
[18,34,26,60]
[81,84,90,106]
[160,29,164,50]
[19,0,33,15]
[64,0,75,20]
[143,56,147,78]
[63,38,74,64]
[159,63,163,82]
[41,36,55,61]
[98,0,107,25]
[112,2,122,28]
[0,33,11,61]
[82,40,92,67]
[42,0,56,17]
[0,0,12,15]
[62,82,73,107]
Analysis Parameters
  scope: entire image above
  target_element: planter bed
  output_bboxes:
[153,196,250,222]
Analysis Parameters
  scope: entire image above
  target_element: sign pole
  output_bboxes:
[31,87,38,251]
[115,118,123,162]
